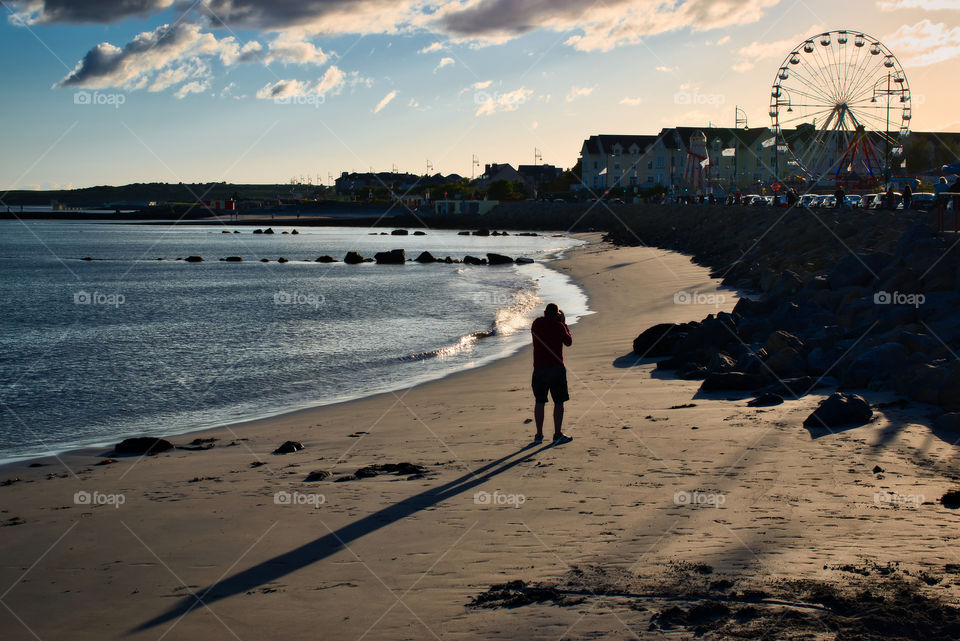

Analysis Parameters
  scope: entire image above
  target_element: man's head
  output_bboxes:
[544,303,560,318]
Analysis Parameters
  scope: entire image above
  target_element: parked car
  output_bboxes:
[800,194,818,208]
[910,192,936,210]
[845,195,862,208]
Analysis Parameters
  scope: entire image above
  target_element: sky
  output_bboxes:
[0,0,958,190]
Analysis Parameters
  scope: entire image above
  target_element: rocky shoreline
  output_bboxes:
[602,205,960,424]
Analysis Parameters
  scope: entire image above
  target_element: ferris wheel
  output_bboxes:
[769,30,911,184]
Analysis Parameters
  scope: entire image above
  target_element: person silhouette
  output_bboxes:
[530,303,573,444]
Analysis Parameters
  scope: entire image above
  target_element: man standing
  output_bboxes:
[531,303,573,445]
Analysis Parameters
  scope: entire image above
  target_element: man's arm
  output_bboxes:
[558,312,572,346]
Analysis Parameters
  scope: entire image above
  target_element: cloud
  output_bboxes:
[619,96,643,106]
[885,19,960,65]
[8,0,174,24]
[655,65,674,72]
[434,56,455,71]
[566,85,595,102]
[418,41,444,54]
[254,64,348,99]
[408,97,420,108]
[374,90,397,112]
[55,22,236,89]
[174,80,207,99]
[472,80,492,89]
[715,35,730,45]
[879,0,960,9]
[264,32,329,65]
[475,87,532,116]
[731,24,826,72]
[148,59,208,92]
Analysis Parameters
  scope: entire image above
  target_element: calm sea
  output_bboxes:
[0,221,589,462]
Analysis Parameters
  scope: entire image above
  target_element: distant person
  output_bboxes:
[786,188,798,207]
[886,185,897,211]
[531,303,573,445]
[834,185,845,209]
[934,177,950,230]
[902,184,913,210]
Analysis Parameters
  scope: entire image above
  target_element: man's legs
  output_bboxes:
[553,402,564,438]
[534,402,545,439]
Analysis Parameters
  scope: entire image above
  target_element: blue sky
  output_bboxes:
[0,0,957,189]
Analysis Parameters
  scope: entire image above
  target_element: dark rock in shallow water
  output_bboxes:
[414,251,438,264]
[277,257,288,263]
[803,392,872,428]
[185,255,203,262]
[413,230,427,236]
[224,256,242,262]
[316,255,336,263]
[391,229,409,235]
[263,228,275,234]
[515,257,534,265]
[700,372,761,391]
[374,249,406,265]
[273,440,304,454]
[114,437,174,455]
[748,393,783,407]
[463,255,484,265]
[253,229,263,234]
[344,251,365,264]
[486,253,514,265]
[473,229,490,237]
[458,231,471,236]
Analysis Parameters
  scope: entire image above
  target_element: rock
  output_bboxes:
[872,465,884,474]
[707,352,737,374]
[677,363,709,380]
[185,256,203,262]
[458,231,471,236]
[748,393,783,407]
[95,458,118,465]
[344,251,365,264]
[840,342,909,389]
[828,253,893,289]
[473,229,490,237]
[486,253,514,265]
[260,258,269,262]
[413,231,427,236]
[894,363,945,404]
[515,257,534,265]
[316,255,336,263]
[291,229,299,235]
[224,256,242,262]
[253,229,263,234]
[305,470,330,482]
[463,255,484,265]
[767,270,804,300]
[114,437,174,455]
[632,323,691,358]
[763,330,803,355]
[700,372,761,391]
[277,257,288,263]
[414,251,438,264]
[264,228,275,234]
[803,392,873,428]
[765,347,806,378]
[374,249,406,265]
[273,440,304,454]
[391,229,409,235]
[222,230,230,234]
[759,376,830,398]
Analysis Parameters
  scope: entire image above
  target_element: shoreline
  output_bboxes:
[0,236,595,471]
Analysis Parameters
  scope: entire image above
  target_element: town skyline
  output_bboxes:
[1,0,957,190]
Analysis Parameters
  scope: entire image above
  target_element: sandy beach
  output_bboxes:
[3,235,960,640]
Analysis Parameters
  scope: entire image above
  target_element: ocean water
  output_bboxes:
[0,222,590,462]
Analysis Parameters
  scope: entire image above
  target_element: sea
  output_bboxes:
[0,221,590,462]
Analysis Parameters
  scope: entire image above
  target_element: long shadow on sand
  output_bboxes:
[131,442,555,634]
[612,352,661,368]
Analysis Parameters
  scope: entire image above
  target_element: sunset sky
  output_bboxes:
[1,0,957,189]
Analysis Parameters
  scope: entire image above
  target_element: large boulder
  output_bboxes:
[185,255,203,263]
[374,249,406,265]
[763,330,803,355]
[463,255,485,265]
[767,270,804,300]
[344,251,365,264]
[414,251,438,264]
[486,253,514,265]
[391,229,409,235]
[828,253,893,289]
[764,347,806,378]
[114,437,174,455]
[632,323,691,358]
[699,372,761,392]
[803,392,873,428]
[316,255,337,263]
[840,342,909,389]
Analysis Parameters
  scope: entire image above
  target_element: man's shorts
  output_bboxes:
[532,365,569,404]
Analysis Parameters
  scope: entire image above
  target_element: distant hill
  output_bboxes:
[1,183,320,207]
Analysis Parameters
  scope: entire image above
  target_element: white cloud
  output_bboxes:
[472,80,492,89]
[655,65,674,72]
[434,56,455,71]
[254,64,349,100]
[265,32,329,65]
[619,96,643,106]
[566,85,595,102]
[256,78,311,100]
[174,80,207,99]
[732,24,826,72]
[879,0,960,9]
[374,90,397,112]
[475,87,532,116]
[885,19,960,66]
[418,41,444,53]
[715,35,731,45]
[408,97,420,108]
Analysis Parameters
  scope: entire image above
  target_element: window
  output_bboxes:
[647,161,653,170]
[655,173,664,184]
[657,157,665,169]
[629,176,638,185]
[593,161,598,170]
[647,175,654,184]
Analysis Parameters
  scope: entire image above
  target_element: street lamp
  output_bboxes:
[872,74,898,184]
